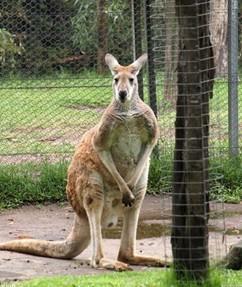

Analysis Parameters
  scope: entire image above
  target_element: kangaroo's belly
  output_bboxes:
[111,132,144,179]
[101,189,123,228]
[101,119,149,227]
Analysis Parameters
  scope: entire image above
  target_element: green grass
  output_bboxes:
[0,161,68,209]
[1,73,240,155]
[0,72,111,155]
[0,153,241,210]
[148,149,242,203]
[0,73,241,207]
[210,156,242,203]
[2,269,242,287]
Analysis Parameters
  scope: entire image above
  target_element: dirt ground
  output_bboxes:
[0,195,242,282]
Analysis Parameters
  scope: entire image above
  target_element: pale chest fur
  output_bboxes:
[110,115,150,180]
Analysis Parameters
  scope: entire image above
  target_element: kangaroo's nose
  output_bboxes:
[119,90,127,102]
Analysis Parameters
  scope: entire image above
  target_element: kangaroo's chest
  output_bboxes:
[110,117,149,175]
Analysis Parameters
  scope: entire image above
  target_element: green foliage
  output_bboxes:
[149,152,242,203]
[148,149,173,193]
[239,2,242,66]
[0,28,22,72]
[0,161,68,209]
[210,183,241,203]
[1,154,240,210]
[20,0,76,74]
[210,156,242,203]
[0,0,133,75]
[71,0,97,57]
[71,0,133,65]
[0,0,76,75]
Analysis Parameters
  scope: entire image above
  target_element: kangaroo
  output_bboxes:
[0,54,165,271]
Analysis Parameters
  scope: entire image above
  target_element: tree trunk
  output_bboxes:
[171,0,215,281]
[131,0,144,100]
[239,1,242,64]
[97,0,108,74]
[210,0,228,77]
[144,0,158,116]
[164,0,178,105]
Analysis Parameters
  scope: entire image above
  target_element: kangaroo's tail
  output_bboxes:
[0,215,90,259]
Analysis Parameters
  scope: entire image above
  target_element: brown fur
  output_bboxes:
[0,54,167,271]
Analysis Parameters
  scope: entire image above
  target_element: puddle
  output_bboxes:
[103,221,171,239]
[103,219,242,239]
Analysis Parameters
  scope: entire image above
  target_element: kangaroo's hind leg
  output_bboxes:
[83,182,131,271]
[118,171,168,267]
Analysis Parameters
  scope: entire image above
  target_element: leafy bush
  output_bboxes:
[149,152,242,203]
[70,0,133,66]
[0,28,22,73]
[148,149,173,193]
[0,0,133,75]
[0,0,76,75]
[210,156,242,203]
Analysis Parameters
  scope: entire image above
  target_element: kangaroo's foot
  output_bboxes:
[91,258,132,271]
[118,254,169,267]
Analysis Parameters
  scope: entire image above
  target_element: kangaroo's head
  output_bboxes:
[105,53,147,104]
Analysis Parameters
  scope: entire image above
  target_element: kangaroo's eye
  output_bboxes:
[129,78,134,84]
[114,78,119,84]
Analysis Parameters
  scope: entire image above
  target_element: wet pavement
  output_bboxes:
[0,196,241,281]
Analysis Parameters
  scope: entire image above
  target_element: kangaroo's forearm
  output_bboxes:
[127,144,153,188]
[95,149,129,192]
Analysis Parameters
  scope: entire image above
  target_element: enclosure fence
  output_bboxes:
[0,0,240,163]
[0,0,241,282]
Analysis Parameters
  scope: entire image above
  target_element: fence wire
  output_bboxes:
[0,0,241,280]
[0,0,134,163]
[0,1,240,162]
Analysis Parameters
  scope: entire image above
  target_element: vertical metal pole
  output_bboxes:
[131,0,137,60]
[144,0,158,116]
[131,0,144,100]
[228,0,239,156]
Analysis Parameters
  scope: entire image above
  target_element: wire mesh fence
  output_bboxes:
[0,1,240,161]
[0,0,135,163]
[0,0,241,281]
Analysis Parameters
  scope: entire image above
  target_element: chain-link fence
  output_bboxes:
[0,0,240,162]
[0,0,241,280]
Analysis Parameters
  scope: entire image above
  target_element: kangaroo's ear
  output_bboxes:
[105,54,120,75]
[130,53,148,75]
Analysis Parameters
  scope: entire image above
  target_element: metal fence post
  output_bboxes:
[228,0,239,156]
[144,0,158,117]
[131,0,144,100]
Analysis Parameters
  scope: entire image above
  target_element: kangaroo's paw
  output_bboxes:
[118,254,169,267]
[92,258,133,271]
[122,192,135,207]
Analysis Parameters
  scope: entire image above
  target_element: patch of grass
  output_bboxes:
[148,149,173,193]
[0,161,68,209]
[0,72,110,155]
[3,269,242,287]
[1,74,241,155]
[0,153,241,209]
[210,156,242,203]
[149,151,242,203]
[0,73,241,207]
